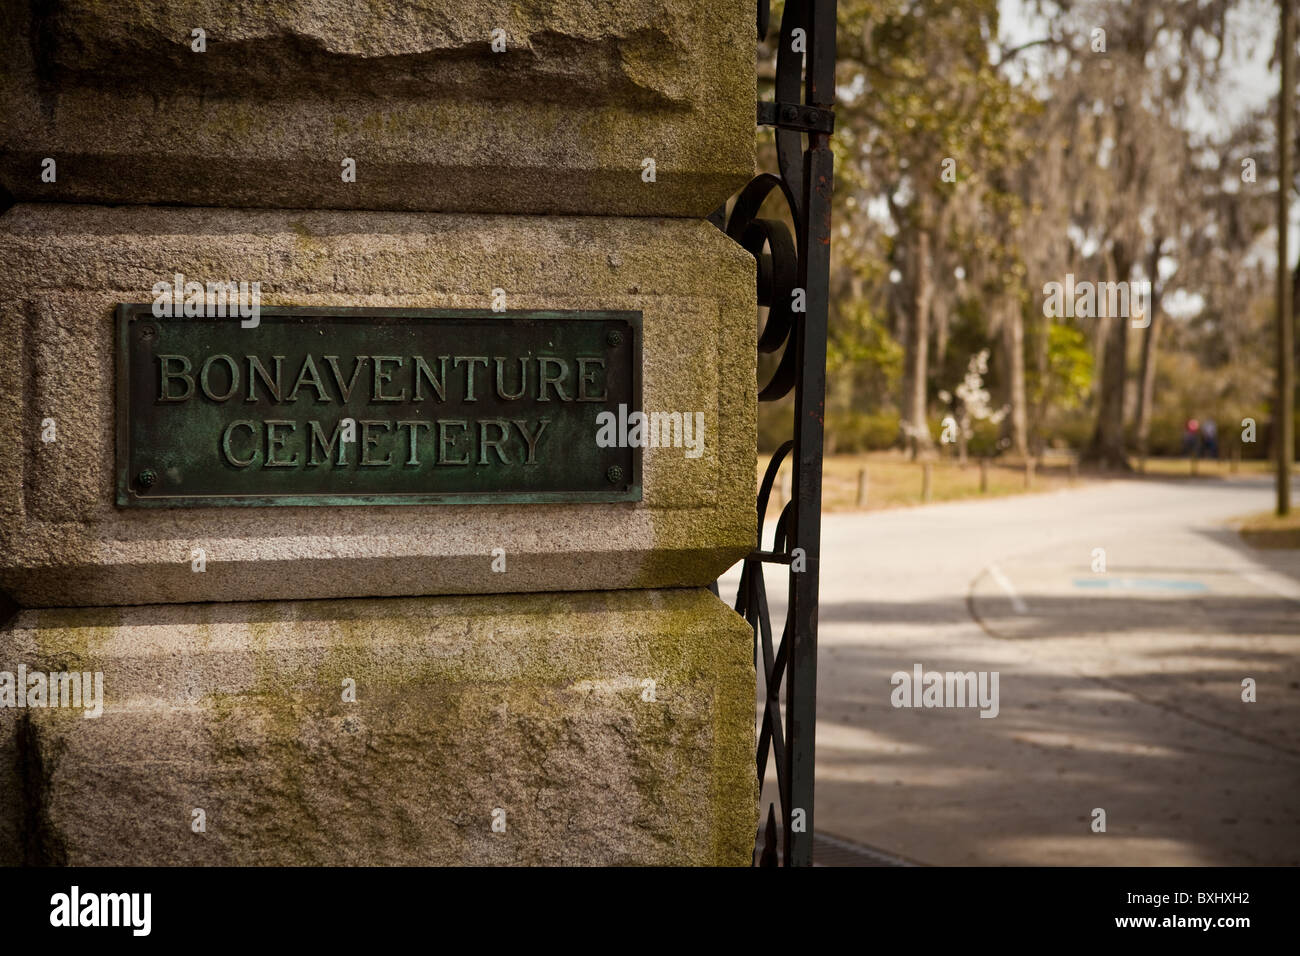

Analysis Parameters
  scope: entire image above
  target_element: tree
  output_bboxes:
[1025,0,1241,468]
[835,0,1036,457]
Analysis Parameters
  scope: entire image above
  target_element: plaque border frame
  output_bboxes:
[114,304,644,508]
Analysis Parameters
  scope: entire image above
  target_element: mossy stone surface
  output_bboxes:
[0,204,757,607]
[0,0,754,216]
[0,588,757,865]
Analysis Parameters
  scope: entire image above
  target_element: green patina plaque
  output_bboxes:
[115,305,642,507]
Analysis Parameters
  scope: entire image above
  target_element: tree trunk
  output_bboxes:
[1031,297,1050,455]
[1002,298,1029,457]
[1134,242,1164,458]
[933,292,950,375]
[904,226,934,459]
[1084,246,1133,470]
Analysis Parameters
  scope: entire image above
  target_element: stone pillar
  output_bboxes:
[0,1,757,865]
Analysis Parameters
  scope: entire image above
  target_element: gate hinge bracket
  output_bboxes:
[757,100,835,134]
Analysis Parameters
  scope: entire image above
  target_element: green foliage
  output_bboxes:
[1041,322,1094,412]
[966,417,1002,457]
[804,0,1276,459]
[1049,411,1097,453]
[828,298,904,394]
[827,409,903,453]
[922,412,1002,457]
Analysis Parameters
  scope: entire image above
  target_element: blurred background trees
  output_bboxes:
[756,0,1296,466]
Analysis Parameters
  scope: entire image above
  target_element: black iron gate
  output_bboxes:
[712,0,836,867]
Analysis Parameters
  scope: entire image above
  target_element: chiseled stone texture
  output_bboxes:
[0,0,754,217]
[0,204,757,607]
[0,588,757,866]
[0,705,17,865]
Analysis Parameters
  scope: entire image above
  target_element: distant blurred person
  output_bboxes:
[1201,419,1218,458]
[1182,418,1200,457]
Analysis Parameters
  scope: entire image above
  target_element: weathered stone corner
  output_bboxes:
[0,0,756,216]
[0,588,757,865]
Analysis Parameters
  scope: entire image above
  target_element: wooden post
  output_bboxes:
[922,462,933,502]
[856,467,869,508]
[1024,459,1034,489]
[979,458,988,494]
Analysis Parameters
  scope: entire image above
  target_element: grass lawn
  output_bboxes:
[1234,510,1300,549]
[758,451,1286,521]
[1132,455,1274,477]
[759,450,1084,518]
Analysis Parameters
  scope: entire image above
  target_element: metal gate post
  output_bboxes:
[717,0,836,867]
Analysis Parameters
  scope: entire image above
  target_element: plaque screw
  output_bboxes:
[606,465,624,484]
[136,469,157,489]
[606,329,623,347]
[140,325,154,339]
[782,105,799,122]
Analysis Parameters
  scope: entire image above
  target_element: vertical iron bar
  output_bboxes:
[730,0,834,867]
[783,0,835,867]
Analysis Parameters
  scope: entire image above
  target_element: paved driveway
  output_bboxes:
[721,475,1300,865]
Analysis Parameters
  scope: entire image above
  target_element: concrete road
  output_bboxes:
[720,474,1300,865]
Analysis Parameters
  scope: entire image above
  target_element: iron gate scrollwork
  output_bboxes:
[711,0,835,867]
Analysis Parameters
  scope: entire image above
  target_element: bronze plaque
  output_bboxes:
[115,305,642,507]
